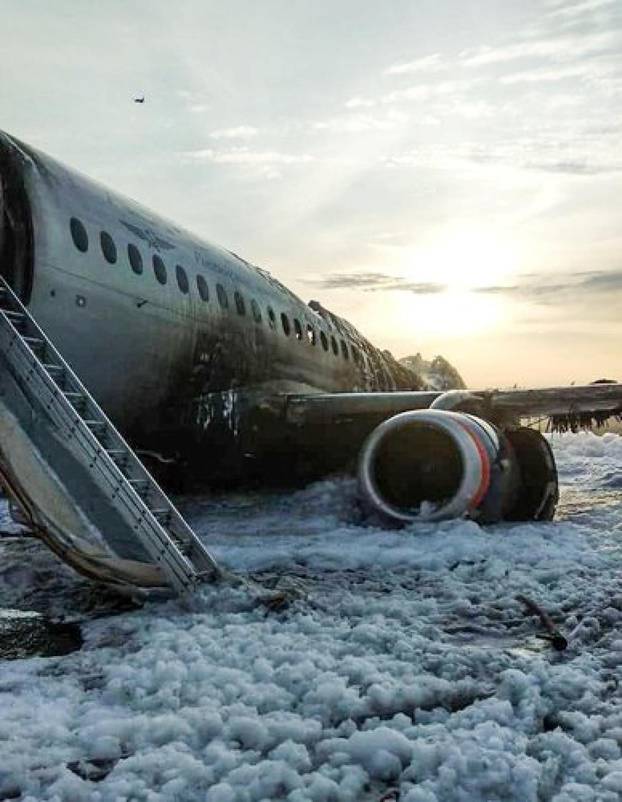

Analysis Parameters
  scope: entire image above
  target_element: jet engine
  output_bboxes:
[357,409,558,524]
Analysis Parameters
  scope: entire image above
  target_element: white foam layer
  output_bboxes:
[1,432,621,801]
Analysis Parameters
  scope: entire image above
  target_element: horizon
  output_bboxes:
[2,0,621,387]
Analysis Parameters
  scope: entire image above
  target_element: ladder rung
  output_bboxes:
[43,363,64,375]
[3,310,25,322]
[194,570,215,581]
[128,478,150,490]
[64,391,85,401]
[150,508,172,522]
[171,536,190,554]
[150,507,170,515]
[106,449,127,459]
[84,419,106,431]
[24,336,45,351]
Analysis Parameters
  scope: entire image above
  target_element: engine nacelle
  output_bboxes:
[357,409,558,524]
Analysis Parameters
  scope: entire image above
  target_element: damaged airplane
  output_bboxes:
[0,130,621,593]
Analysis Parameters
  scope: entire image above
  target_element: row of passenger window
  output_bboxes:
[69,217,362,363]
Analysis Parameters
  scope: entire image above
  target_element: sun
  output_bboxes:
[399,226,521,290]
[357,226,522,341]
[390,289,508,338]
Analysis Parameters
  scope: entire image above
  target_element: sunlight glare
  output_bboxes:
[398,227,521,289]
[388,289,507,339]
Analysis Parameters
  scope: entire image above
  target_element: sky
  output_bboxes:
[1,0,621,387]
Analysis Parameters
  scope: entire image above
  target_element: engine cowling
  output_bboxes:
[357,409,558,524]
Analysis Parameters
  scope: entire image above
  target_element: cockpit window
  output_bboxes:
[70,218,88,253]
[128,243,143,274]
[267,307,276,329]
[340,340,349,360]
[153,255,167,285]
[320,331,328,351]
[306,324,316,345]
[281,313,291,336]
[331,336,338,355]
[176,264,189,294]
[293,318,303,340]
[100,231,117,264]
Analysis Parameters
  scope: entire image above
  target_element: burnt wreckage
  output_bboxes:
[0,130,621,593]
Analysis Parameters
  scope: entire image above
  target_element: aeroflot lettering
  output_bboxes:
[193,249,233,278]
[119,220,175,252]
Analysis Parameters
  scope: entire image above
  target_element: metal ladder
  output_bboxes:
[0,276,220,595]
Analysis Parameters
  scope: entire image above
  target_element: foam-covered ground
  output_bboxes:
[1,432,621,801]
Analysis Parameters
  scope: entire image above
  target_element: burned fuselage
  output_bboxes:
[0,131,428,487]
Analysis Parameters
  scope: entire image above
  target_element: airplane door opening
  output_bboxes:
[0,149,33,303]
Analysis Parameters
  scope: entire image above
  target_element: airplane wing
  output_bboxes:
[284,382,622,430]
[276,382,621,525]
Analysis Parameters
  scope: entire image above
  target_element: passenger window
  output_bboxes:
[196,274,209,302]
[153,255,167,285]
[306,324,316,345]
[320,331,328,351]
[294,318,303,340]
[251,299,262,323]
[70,218,88,253]
[281,313,291,336]
[217,283,229,309]
[176,265,189,294]
[234,290,246,316]
[331,336,338,355]
[341,340,349,360]
[100,231,117,264]
[127,243,143,275]
[267,307,276,329]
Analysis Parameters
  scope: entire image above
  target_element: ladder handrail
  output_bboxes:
[0,276,220,594]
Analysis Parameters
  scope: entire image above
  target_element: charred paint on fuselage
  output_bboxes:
[0,132,424,485]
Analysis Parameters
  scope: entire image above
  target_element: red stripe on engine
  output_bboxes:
[459,423,491,510]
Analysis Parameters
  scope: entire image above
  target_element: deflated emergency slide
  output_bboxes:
[0,355,166,591]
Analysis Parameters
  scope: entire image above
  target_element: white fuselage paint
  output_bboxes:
[0,132,413,447]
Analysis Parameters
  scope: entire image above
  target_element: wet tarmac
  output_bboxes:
[0,609,83,660]
[0,525,139,661]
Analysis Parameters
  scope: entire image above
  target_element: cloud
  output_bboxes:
[381,79,477,105]
[500,64,603,85]
[382,136,622,177]
[461,30,619,67]
[545,0,617,21]
[473,285,521,295]
[580,270,622,291]
[524,159,622,175]
[344,96,376,109]
[391,281,446,294]
[183,147,313,165]
[209,126,259,139]
[309,272,446,294]
[474,270,622,303]
[384,54,443,76]
[313,110,407,133]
